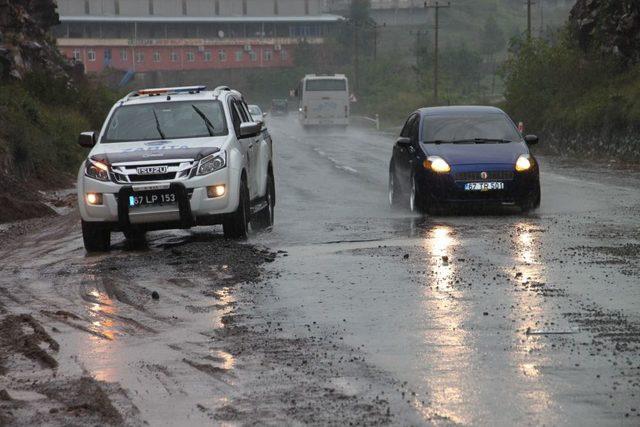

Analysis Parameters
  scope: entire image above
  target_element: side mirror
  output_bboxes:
[396,136,412,147]
[78,131,96,148]
[524,134,539,145]
[262,112,268,118]
[239,121,262,138]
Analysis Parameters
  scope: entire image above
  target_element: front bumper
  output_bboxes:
[78,167,240,230]
[417,164,539,206]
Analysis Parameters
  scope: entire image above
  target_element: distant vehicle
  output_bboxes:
[270,99,289,116]
[297,74,349,128]
[248,104,267,123]
[76,85,276,251]
[388,106,540,213]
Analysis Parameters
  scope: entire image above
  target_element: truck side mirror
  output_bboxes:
[78,131,96,148]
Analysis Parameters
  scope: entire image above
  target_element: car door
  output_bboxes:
[235,99,260,200]
[230,99,252,195]
[394,113,418,193]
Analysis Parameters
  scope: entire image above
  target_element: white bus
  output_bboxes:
[297,74,350,128]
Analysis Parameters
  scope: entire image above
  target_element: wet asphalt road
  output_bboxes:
[253,117,640,425]
[1,116,640,425]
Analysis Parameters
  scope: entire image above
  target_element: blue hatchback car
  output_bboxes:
[388,106,541,213]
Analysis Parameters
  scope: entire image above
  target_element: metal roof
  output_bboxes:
[59,15,344,24]
[419,106,505,116]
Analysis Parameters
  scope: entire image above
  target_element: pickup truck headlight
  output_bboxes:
[197,150,226,176]
[85,158,110,181]
[515,155,532,172]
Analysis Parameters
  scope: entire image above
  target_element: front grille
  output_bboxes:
[454,171,514,182]
[128,172,177,182]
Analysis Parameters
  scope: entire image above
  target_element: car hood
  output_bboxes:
[423,142,528,165]
[90,136,228,164]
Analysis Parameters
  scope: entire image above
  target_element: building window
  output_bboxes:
[304,0,309,15]
[84,0,90,14]
[186,51,195,62]
[170,51,179,62]
[148,0,154,15]
[242,0,247,16]
[203,51,212,62]
[274,0,279,15]
[153,50,161,62]
[136,51,144,63]
[72,50,81,61]
[120,48,127,61]
[87,49,96,61]
[214,0,220,15]
[280,49,288,61]
[264,50,272,61]
[218,49,227,62]
[249,50,257,62]
[114,0,120,15]
[182,0,187,15]
[235,51,244,62]
[104,48,112,62]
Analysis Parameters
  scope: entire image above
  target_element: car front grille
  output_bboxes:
[454,171,514,182]
[111,161,196,184]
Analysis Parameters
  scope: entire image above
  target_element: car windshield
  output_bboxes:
[248,105,262,116]
[102,100,228,143]
[422,113,521,143]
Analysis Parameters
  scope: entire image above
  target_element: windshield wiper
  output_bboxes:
[452,138,513,144]
[423,140,451,144]
[192,105,215,136]
[151,108,166,140]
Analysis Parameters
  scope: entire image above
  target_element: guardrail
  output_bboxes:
[351,114,380,131]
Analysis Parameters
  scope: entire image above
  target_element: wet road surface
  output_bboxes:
[1,116,640,425]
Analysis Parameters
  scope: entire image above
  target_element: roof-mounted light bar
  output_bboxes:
[124,85,207,101]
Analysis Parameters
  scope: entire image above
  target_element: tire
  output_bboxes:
[388,168,403,208]
[253,172,275,230]
[410,173,428,214]
[223,176,250,239]
[81,220,111,252]
[521,181,541,213]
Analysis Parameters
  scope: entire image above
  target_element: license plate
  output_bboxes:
[129,192,176,207]
[137,166,167,175]
[464,182,505,191]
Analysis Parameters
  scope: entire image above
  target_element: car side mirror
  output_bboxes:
[239,121,262,138]
[524,134,539,145]
[396,136,411,147]
[78,131,96,148]
[263,112,268,118]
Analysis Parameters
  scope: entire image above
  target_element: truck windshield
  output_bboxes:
[305,79,347,92]
[423,113,521,143]
[102,100,228,143]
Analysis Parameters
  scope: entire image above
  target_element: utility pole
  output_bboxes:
[424,1,450,104]
[526,0,535,40]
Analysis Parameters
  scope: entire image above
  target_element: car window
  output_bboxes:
[400,114,416,138]
[102,100,228,143]
[409,115,420,142]
[422,113,522,143]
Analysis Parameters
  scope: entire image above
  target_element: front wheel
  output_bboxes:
[82,220,111,252]
[520,181,541,213]
[223,178,250,239]
[388,168,403,208]
[253,173,275,230]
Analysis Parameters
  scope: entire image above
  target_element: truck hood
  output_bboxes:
[423,141,528,165]
[90,137,228,164]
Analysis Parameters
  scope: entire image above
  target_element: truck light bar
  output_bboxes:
[124,85,207,101]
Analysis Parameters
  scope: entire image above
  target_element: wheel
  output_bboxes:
[81,220,111,252]
[223,176,250,239]
[253,172,275,230]
[410,174,427,214]
[520,181,541,213]
[388,168,403,208]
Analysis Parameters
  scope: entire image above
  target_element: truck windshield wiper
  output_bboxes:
[192,105,215,136]
[151,108,166,140]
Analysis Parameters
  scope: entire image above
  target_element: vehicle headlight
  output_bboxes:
[197,150,226,176]
[424,156,451,173]
[85,158,110,181]
[515,155,532,172]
